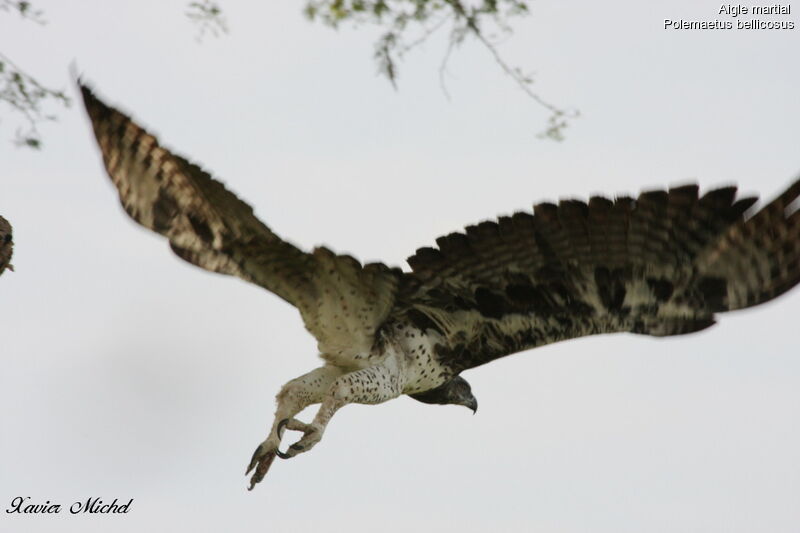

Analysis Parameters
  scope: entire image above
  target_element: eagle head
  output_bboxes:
[408,376,478,413]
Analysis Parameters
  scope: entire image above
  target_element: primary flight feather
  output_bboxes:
[79,83,800,490]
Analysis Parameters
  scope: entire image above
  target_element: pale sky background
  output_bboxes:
[2,1,799,532]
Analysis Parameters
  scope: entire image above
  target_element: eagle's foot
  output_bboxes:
[278,421,324,459]
[246,441,277,490]
[245,417,317,488]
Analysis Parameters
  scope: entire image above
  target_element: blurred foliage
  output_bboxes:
[186,0,228,41]
[1,0,575,148]
[0,0,44,23]
[304,0,576,140]
[1,1,69,148]
[0,1,226,149]
[0,53,70,149]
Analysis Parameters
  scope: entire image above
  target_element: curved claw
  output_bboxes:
[276,418,289,438]
[246,449,276,490]
[245,418,319,488]
[277,443,305,460]
[246,443,263,475]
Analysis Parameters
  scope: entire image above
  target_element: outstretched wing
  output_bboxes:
[80,84,401,357]
[398,181,800,372]
[0,215,12,276]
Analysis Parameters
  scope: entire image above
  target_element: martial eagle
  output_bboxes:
[0,216,13,276]
[79,83,800,491]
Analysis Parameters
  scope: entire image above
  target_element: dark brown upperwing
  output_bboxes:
[397,180,799,371]
[80,83,317,309]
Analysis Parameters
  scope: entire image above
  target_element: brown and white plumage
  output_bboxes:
[79,82,800,490]
[398,183,800,371]
[80,84,401,361]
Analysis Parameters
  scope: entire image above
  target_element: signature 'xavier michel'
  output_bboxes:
[79,82,800,490]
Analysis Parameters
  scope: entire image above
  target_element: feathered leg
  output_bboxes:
[279,355,405,459]
[246,365,344,489]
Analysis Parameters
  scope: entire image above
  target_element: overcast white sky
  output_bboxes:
[2,1,799,531]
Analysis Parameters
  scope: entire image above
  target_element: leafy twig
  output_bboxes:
[0,1,67,147]
[0,1,223,148]
[0,0,45,24]
[186,0,228,41]
[0,52,71,149]
[305,0,578,140]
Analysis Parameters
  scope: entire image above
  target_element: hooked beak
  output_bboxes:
[467,398,478,415]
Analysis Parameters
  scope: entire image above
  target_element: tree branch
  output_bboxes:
[0,52,71,148]
[0,0,45,24]
[186,0,228,41]
[306,0,579,140]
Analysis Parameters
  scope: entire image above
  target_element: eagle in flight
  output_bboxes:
[80,83,800,491]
